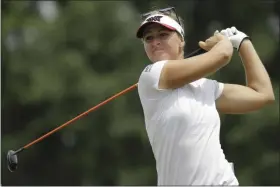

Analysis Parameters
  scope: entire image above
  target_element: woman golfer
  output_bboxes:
[136,7,275,185]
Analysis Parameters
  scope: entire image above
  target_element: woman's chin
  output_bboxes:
[152,54,171,62]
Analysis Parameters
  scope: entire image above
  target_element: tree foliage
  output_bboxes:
[1,0,279,185]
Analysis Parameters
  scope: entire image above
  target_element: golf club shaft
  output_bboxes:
[19,48,206,151]
[23,83,138,150]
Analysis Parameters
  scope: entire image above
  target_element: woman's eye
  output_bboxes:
[145,36,153,41]
[160,33,168,37]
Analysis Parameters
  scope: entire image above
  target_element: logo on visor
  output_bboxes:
[146,15,163,22]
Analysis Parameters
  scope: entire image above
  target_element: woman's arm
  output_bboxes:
[216,38,275,114]
[159,33,233,89]
[239,40,274,100]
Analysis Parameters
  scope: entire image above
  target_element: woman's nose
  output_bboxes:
[151,37,161,46]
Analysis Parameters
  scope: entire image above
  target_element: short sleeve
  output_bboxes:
[214,81,224,100]
[213,80,224,100]
[137,60,170,103]
[202,78,224,100]
[138,60,168,91]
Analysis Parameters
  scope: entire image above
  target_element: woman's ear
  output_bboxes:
[180,40,185,48]
[179,40,185,54]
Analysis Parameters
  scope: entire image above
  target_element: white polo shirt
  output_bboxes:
[137,60,239,185]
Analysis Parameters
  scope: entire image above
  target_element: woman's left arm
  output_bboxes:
[216,39,275,114]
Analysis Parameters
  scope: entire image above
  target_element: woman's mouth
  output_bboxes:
[153,48,164,53]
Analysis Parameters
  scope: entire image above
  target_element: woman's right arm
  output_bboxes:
[159,33,233,89]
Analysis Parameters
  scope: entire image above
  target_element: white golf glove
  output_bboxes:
[220,26,250,51]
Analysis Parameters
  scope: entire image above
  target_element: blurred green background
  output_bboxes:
[1,0,279,186]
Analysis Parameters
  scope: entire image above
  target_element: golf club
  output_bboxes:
[7,48,206,172]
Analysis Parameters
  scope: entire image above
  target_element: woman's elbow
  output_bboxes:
[264,94,275,105]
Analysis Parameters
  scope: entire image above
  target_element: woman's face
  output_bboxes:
[142,23,184,63]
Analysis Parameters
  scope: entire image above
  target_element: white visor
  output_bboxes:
[136,14,184,39]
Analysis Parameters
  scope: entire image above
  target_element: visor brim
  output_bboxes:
[136,22,177,38]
